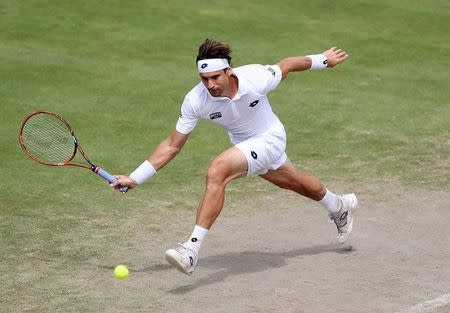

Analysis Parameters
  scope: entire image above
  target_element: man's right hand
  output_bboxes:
[111,175,138,191]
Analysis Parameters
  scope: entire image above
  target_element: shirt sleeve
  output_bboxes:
[175,96,199,134]
[261,64,282,94]
[247,64,282,95]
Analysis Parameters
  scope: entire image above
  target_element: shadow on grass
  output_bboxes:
[166,243,353,294]
[98,263,172,272]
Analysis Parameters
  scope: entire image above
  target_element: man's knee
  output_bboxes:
[206,160,227,187]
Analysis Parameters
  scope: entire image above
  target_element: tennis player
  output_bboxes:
[112,38,357,276]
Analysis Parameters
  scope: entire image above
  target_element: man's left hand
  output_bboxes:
[323,47,349,68]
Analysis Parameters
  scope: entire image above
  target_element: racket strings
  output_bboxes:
[21,113,76,164]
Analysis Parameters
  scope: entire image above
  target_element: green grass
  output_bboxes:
[0,0,449,311]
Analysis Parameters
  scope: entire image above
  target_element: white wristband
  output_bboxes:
[306,54,328,70]
[129,160,157,185]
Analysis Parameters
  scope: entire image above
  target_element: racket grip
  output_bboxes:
[94,166,128,193]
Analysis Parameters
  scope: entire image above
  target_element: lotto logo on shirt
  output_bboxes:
[209,112,222,119]
[267,66,276,77]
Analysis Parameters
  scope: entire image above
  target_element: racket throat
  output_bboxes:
[89,163,99,173]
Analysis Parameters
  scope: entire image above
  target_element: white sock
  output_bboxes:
[319,188,341,214]
[183,225,208,255]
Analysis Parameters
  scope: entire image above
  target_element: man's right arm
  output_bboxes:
[111,130,189,190]
[148,130,189,171]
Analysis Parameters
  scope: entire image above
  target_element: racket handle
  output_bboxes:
[93,166,128,193]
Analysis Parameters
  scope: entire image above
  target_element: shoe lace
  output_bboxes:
[331,209,348,231]
[174,243,197,259]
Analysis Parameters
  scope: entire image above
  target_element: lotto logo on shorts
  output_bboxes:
[251,151,258,159]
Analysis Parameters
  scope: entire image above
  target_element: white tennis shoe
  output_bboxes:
[330,193,358,243]
[165,243,198,276]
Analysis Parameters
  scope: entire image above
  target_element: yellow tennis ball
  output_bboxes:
[114,265,129,279]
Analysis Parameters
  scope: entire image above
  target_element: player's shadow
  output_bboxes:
[167,243,353,294]
[99,263,173,272]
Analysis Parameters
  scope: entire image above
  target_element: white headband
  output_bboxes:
[197,58,229,73]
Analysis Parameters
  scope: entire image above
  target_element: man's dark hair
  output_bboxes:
[196,38,232,66]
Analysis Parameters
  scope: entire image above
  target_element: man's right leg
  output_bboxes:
[165,147,248,275]
[194,147,248,229]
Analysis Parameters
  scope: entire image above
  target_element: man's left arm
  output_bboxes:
[277,47,349,80]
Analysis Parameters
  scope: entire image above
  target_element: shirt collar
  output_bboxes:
[206,70,248,102]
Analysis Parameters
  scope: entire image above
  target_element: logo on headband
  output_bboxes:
[201,63,208,69]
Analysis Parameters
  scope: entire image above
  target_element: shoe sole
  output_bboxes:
[337,193,358,244]
[165,249,193,276]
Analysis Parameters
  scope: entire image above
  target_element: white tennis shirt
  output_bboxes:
[176,64,283,144]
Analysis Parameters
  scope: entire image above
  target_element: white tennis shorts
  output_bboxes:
[235,121,287,176]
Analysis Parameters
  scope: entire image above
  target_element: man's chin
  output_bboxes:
[208,90,221,97]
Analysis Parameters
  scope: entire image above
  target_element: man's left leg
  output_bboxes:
[260,159,357,243]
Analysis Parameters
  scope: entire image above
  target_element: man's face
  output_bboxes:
[199,68,232,97]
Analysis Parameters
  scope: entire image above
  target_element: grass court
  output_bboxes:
[1,1,449,312]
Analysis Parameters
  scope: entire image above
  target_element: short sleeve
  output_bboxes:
[175,96,199,134]
[261,64,282,94]
[243,64,282,95]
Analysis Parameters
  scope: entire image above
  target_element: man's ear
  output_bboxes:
[224,67,233,76]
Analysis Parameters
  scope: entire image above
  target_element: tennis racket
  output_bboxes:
[19,110,128,193]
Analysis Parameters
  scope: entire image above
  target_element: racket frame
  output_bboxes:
[19,110,128,192]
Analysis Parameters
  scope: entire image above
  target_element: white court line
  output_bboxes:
[397,293,450,313]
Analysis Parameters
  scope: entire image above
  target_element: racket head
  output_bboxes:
[19,110,78,166]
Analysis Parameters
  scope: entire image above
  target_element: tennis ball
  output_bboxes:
[113,264,129,279]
